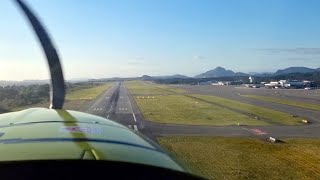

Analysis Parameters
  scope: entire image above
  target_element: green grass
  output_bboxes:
[10,99,91,112]
[127,81,305,126]
[134,94,269,126]
[66,83,113,100]
[191,94,304,125]
[126,81,186,95]
[10,102,49,111]
[159,137,320,180]
[242,95,320,111]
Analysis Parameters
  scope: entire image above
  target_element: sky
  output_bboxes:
[1,0,320,80]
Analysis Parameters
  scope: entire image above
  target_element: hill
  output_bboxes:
[274,67,320,75]
[195,67,236,78]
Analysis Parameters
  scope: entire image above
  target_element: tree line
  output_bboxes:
[0,84,50,112]
[0,82,102,113]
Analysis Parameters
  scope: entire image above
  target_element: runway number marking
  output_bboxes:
[133,125,139,131]
[127,125,139,132]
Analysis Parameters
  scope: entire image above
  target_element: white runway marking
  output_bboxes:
[128,125,132,129]
[93,108,97,111]
[87,86,116,112]
[128,96,137,122]
[133,125,138,131]
[107,115,109,118]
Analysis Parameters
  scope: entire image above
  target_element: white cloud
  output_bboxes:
[193,55,205,60]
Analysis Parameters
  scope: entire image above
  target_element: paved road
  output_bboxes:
[86,82,320,139]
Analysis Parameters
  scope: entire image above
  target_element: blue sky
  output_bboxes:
[1,0,320,80]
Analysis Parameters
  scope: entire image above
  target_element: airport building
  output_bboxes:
[264,80,309,89]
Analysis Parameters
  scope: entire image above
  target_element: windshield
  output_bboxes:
[1,0,320,179]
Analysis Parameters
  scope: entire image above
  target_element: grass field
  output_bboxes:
[159,137,320,180]
[66,83,114,100]
[134,95,269,126]
[126,81,186,95]
[191,94,304,125]
[127,81,304,126]
[242,95,320,111]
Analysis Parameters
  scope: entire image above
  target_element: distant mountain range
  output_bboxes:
[274,67,320,75]
[141,74,190,80]
[3,66,320,86]
[140,66,320,80]
[194,66,320,78]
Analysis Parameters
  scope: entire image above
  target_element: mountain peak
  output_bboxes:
[215,66,225,69]
[195,67,235,78]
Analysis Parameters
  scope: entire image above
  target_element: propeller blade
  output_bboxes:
[14,0,65,109]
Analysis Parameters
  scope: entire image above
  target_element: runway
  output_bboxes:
[86,82,320,139]
[86,82,140,132]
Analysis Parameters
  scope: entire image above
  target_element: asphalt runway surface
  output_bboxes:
[86,82,140,131]
[86,82,320,139]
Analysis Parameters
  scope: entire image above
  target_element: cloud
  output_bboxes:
[193,55,205,60]
[257,48,320,55]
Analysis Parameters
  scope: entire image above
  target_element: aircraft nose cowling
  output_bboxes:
[0,108,185,172]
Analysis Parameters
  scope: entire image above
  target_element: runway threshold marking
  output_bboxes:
[88,85,116,111]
